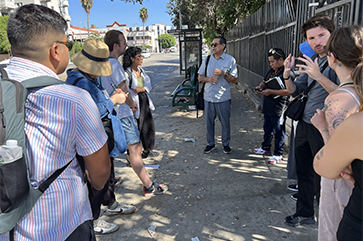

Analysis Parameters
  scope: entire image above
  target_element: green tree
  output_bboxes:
[87,33,103,42]
[0,16,10,54]
[167,0,265,39]
[159,33,176,49]
[139,7,148,47]
[80,0,93,37]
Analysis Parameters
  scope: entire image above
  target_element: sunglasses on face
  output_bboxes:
[53,40,74,51]
[268,48,282,57]
[211,43,221,48]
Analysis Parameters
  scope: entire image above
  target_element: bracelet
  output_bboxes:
[282,75,290,81]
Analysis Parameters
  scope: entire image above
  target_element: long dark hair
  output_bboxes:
[326,25,363,110]
[123,46,142,70]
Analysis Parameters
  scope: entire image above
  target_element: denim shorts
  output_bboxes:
[120,116,140,145]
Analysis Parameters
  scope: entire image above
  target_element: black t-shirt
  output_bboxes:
[262,66,287,116]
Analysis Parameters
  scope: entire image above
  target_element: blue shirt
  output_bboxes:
[198,52,238,102]
[66,69,127,157]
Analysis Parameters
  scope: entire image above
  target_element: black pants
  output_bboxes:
[295,121,323,217]
[65,220,95,241]
[88,157,116,219]
[137,92,155,151]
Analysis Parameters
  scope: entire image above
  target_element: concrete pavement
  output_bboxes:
[96,70,319,241]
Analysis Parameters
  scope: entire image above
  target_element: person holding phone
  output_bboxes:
[253,48,290,164]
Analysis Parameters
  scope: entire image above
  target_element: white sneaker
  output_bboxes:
[106,202,136,216]
[93,219,119,235]
[253,147,271,155]
[267,155,283,164]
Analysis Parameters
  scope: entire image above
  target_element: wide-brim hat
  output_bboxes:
[71,39,112,76]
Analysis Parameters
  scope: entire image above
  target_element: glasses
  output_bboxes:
[53,40,74,51]
[269,48,282,57]
[211,43,221,48]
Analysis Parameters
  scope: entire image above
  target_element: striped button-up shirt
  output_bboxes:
[0,57,107,241]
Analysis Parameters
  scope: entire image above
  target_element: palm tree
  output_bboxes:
[139,7,148,48]
[80,0,93,38]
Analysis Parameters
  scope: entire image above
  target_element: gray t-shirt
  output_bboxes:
[291,56,339,124]
[198,52,238,103]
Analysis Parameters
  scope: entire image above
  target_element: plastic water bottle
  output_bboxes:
[0,140,22,165]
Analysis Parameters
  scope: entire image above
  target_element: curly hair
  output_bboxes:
[122,46,142,69]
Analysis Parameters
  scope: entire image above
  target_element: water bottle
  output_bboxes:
[0,140,23,165]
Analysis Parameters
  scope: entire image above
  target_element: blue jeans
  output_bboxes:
[204,100,231,146]
[261,114,286,155]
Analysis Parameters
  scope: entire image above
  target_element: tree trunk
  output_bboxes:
[87,13,90,38]
[143,22,145,47]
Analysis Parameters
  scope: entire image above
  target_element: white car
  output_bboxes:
[141,50,150,58]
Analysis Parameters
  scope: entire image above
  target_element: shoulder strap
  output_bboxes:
[38,160,73,192]
[125,69,133,89]
[69,76,84,87]
[200,55,211,91]
[205,55,211,76]
[304,60,329,95]
[338,88,361,105]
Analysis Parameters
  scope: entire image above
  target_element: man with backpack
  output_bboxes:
[198,36,238,154]
[0,4,111,240]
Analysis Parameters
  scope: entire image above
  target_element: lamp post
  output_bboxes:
[78,21,84,42]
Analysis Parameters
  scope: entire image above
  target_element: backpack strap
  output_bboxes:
[125,68,133,90]
[38,160,73,192]
[200,55,211,92]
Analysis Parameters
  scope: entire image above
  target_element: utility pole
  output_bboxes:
[179,0,182,29]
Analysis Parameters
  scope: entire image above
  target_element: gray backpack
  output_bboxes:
[0,68,71,237]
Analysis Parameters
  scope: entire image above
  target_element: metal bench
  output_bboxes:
[171,65,199,112]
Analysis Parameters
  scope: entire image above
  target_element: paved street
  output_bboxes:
[93,54,319,241]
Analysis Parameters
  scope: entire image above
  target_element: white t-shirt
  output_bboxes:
[100,57,133,119]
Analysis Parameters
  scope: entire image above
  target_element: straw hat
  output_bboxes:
[71,39,112,76]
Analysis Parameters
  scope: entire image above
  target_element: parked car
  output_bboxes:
[141,50,150,58]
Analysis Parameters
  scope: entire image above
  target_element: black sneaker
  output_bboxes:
[285,214,315,227]
[223,145,232,154]
[290,192,316,201]
[291,192,298,201]
[141,150,149,159]
[287,184,298,192]
[204,145,215,154]
[142,150,159,158]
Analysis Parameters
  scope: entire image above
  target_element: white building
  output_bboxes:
[127,23,174,53]
[0,0,72,36]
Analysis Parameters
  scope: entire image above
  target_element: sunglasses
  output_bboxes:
[211,43,221,48]
[269,48,282,57]
[53,40,74,51]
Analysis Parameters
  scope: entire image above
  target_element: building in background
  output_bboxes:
[0,0,72,36]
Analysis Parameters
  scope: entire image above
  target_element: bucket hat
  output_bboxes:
[71,39,112,76]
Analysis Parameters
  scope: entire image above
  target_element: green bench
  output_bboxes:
[171,65,199,112]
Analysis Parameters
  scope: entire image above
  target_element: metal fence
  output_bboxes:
[225,0,363,94]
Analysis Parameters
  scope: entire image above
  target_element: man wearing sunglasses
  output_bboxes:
[253,48,289,164]
[198,36,238,154]
[1,4,111,240]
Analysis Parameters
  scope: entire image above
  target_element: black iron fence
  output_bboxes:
[225,0,363,95]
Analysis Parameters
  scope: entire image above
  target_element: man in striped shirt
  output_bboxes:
[0,4,110,241]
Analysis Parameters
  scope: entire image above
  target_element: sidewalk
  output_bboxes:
[96,71,318,241]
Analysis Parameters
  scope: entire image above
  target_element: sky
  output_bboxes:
[68,0,174,29]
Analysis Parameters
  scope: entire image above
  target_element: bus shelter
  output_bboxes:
[168,29,203,78]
